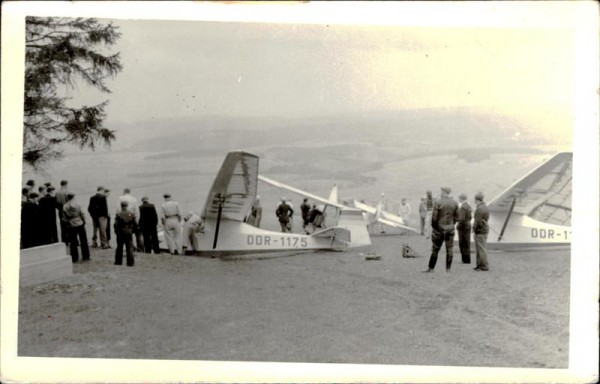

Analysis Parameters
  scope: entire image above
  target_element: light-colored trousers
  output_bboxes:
[92,216,109,247]
[424,211,433,238]
[164,217,182,254]
[182,223,199,251]
[475,233,489,270]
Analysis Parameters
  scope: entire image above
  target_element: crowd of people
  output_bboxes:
[251,187,490,272]
[245,196,325,235]
[21,179,489,271]
[20,179,204,267]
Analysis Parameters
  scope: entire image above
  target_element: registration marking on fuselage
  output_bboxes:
[246,234,308,248]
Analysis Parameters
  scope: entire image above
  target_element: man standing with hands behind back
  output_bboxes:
[161,193,182,255]
[424,187,458,273]
[473,192,490,271]
[139,196,161,254]
[457,193,473,264]
[114,201,136,267]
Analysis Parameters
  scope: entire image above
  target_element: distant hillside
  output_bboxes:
[24,106,571,234]
[105,106,569,156]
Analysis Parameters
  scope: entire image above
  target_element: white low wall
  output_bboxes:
[20,243,72,287]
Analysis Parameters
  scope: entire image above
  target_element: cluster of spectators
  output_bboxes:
[20,179,69,250]
[20,179,203,266]
[21,178,489,270]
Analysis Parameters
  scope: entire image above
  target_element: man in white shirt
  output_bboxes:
[399,198,412,224]
[118,188,140,219]
[161,193,182,255]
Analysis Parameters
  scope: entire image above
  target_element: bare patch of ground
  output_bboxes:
[18,235,569,368]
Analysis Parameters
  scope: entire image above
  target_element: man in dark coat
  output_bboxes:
[473,192,490,271]
[300,198,311,229]
[114,201,137,266]
[38,186,59,245]
[306,205,325,234]
[105,189,112,243]
[139,196,161,254]
[21,192,41,249]
[55,180,70,244]
[457,193,473,264]
[424,187,458,272]
[88,186,110,249]
[275,197,294,233]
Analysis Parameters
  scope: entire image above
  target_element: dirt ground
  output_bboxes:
[18,234,570,368]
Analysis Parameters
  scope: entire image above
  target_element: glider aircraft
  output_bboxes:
[257,175,372,248]
[258,175,418,237]
[162,151,377,256]
[349,194,420,235]
[484,151,572,250]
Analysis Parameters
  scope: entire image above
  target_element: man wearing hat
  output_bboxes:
[161,193,182,255]
[473,192,490,271]
[139,196,161,254]
[424,186,458,272]
[275,197,294,233]
[20,192,41,249]
[38,185,59,245]
[457,193,473,264]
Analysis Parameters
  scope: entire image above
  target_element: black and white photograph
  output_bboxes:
[1,2,598,383]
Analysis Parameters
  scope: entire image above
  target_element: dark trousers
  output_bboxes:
[457,224,471,263]
[106,217,111,242]
[68,225,90,262]
[141,227,161,254]
[115,233,135,266]
[60,218,69,244]
[427,228,455,270]
[279,219,291,233]
[134,229,145,252]
[419,215,426,235]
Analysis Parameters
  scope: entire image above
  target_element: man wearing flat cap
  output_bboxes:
[473,192,490,271]
[457,193,473,264]
[424,186,458,272]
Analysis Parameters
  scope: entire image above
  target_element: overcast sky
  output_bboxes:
[55,2,579,136]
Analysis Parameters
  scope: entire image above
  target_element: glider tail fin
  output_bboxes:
[328,184,339,204]
[336,208,372,247]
